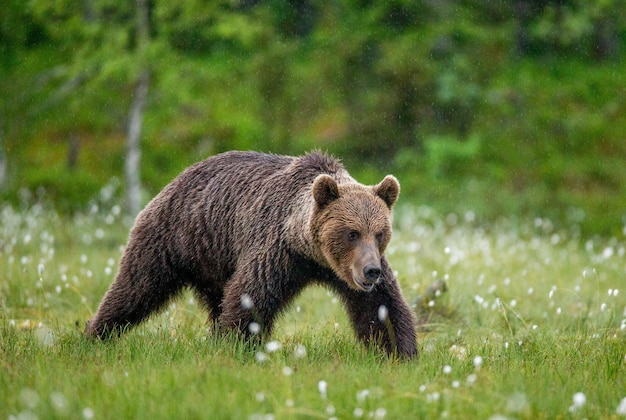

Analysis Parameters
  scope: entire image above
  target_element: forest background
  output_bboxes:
[1,0,625,237]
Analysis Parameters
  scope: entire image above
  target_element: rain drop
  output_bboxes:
[240,294,254,310]
[377,305,388,321]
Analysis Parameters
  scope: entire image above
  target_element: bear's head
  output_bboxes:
[311,174,400,292]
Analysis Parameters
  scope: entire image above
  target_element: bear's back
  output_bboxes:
[135,151,348,281]
[190,150,345,185]
[174,151,348,205]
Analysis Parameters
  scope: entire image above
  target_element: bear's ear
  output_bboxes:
[313,174,340,208]
[374,175,400,208]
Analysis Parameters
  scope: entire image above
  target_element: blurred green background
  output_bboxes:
[1,0,625,236]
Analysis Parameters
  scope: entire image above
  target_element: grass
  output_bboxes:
[1,199,625,419]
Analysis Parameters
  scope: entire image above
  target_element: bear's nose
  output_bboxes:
[363,265,381,283]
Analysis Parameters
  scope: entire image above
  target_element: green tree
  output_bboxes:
[513,0,622,59]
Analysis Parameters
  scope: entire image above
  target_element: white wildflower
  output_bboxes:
[318,380,328,399]
[473,356,483,370]
[616,397,626,416]
[265,340,281,353]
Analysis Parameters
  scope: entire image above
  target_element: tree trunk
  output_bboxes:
[67,133,80,170]
[593,17,619,61]
[125,0,151,217]
[0,111,6,190]
[125,69,149,217]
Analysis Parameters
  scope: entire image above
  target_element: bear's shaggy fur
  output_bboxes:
[86,151,417,359]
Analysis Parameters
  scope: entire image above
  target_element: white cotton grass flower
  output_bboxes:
[506,392,529,413]
[573,392,586,406]
[318,380,328,399]
[449,344,468,360]
[373,407,387,419]
[50,391,69,414]
[569,392,586,412]
[19,388,39,409]
[265,340,281,353]
[356,389,370,403]
[426,392,440,403]
[248,322,261,335]
[36,325,57,347]
[82,407,95,419]
[616,396,626,416]
[294,343,307,358]
[473,355,483,370]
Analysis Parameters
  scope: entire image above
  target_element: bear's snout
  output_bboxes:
[348,243,384,291]
[363,265,381,283]
[351,260,382,291]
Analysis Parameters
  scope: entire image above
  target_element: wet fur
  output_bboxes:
[86,151,418,359]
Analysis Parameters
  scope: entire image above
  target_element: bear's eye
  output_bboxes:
[347,230,360,242]
[376,232,384,244]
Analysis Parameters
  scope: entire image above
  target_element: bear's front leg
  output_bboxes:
[333,257,418,359]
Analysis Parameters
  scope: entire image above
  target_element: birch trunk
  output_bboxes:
[125,0,150,217]
[0,111,6,190]
[125,69,149,217]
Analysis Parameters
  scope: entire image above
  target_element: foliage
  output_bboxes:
[0,203,624,418]
[0,1,625,235]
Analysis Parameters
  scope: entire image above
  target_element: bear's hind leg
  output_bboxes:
[86,253,183,339]
[192,283,224,325]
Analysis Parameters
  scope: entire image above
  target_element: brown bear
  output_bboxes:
[86,151,417,359]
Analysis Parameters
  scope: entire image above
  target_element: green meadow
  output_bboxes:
[1,199,624,419]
